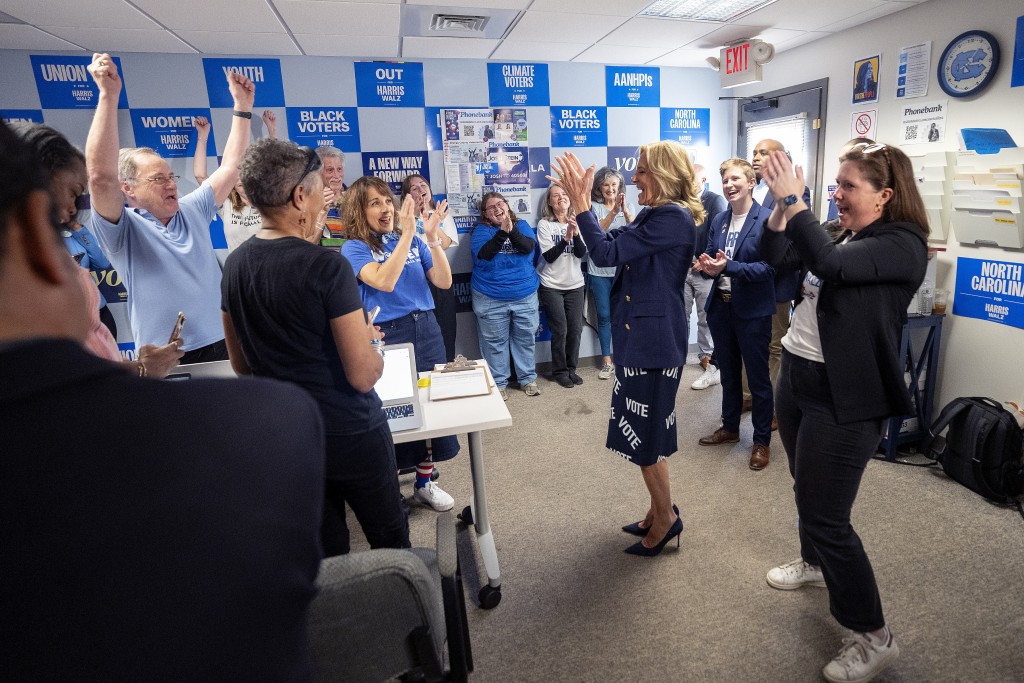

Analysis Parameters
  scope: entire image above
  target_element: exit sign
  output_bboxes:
[720,41,762,88]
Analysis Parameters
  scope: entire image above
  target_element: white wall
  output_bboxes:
[733,0,1024,409]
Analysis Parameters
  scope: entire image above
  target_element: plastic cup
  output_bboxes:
[933,288,949,315]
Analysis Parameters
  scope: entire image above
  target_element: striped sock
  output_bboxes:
[415,441,434,489]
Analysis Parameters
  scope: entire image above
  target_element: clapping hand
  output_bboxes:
[762,150,805,203]
[87,53,121,97]
[422,199,450,242]
[398,195,417,235]
[698,250,728,276]
[547,152,595,214]
[614,192,626,215]
[565,212,579,240]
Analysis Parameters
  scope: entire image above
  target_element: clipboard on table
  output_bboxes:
[429,360,493,401]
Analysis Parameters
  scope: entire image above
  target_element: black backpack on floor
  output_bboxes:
[923,397,1024,506]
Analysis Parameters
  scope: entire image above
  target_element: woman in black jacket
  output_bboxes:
[758,143,928,683]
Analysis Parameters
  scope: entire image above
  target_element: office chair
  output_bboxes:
[309,511,472,682]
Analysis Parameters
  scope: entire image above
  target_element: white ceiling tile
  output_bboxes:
[175,30,301,55]
[600,17,722,48]
[691,25,805,50]
[130,0,283,32]
[572,44,672,65]
[275,1,400,36]
[506,11,626,44]
[772,31,832,53]
[490,40,590,62]
[402,37,498,60]
[0,24,82,50]
[733,0,890,32]
[816,1,915,33]
[528,0,652,16]
[41,26,196,54]
[648,47,718,68]
[0,0,159,30]
[405,0,529,7]
[294,33,400,58]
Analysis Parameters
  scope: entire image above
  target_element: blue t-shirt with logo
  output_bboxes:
[342,232,435,322]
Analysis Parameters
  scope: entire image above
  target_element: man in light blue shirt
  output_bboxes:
[85,53,256,363]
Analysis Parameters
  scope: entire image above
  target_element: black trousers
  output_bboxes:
[775,349,886,632]
[429,281,458,363]
[538,284,585,377]
[322,424,410,556]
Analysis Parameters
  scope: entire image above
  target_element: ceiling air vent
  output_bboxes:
[429,14,489,34]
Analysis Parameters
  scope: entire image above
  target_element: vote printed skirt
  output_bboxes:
[606,366,683,467]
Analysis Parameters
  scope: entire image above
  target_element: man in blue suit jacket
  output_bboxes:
[697,159,775,470]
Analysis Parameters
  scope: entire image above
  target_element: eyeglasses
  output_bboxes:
[289,146,323,199]
[855,142,893,175]
[129,174,180,185]
[483,202,506,215]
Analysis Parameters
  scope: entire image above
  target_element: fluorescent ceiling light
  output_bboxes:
[639,0,778,23]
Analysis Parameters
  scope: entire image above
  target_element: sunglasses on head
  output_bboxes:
[289,146,323,199]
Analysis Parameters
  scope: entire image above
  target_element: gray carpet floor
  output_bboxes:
[377,357,1023,682]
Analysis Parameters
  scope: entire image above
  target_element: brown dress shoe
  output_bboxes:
[771,414,779,431]
[699,428,741,446]
[742,398,753,412]
[749,444,770,470]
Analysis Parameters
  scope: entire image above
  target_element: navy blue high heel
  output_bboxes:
[624,514,684,556]
[622,504,679,537]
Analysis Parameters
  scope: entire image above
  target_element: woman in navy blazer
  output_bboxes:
[550,143,702,557]
[695,158,776,470]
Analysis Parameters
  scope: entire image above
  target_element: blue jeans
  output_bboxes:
[587,275,613,357]
[776,350,886,632]
[472,289,538,389]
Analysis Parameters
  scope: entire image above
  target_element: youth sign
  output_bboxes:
[202,58,285,108]
[355,62,425,108]
[130,109,215,158]
[286,107,360,152]
[31,55,129,109]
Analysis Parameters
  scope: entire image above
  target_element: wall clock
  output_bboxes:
[937,30,1000,98]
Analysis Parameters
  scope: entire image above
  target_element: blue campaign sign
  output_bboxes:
[485,145,529,185]
[1,109,44,124]
[362,150,429,194]
[354,62,425,108]
[451,271,473,313]
[286,107,360,152]
[529,147,550,189]
[30,55,129,110]
[202,58,285,108]
[606,66,660,107]
[130,109,215,159]
[1013,15,1024,88]
[94,267,127,305]
[452,215,478,235]
[607,146,640,186]
[208,213,227,250]
[488,63,550,106]
[550,107,607,148]
[425,107,471,151]
[953,257,1024,329]
[660,107,710,147]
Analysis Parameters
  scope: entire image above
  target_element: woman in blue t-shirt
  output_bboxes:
[342,176,459,512]
[470,191,541,399]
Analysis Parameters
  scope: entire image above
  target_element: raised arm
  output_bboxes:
[207,73,255,205]
[354,196,417,292]
[84,53,125,224]
[192,116,210,184]
[262,110,278,139]
[421,199,453,289]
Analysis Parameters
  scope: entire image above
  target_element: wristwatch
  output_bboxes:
[781,194,799,208]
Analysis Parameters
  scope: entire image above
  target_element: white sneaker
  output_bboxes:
[766,558,827,590]
[414,481,455,512]
[598,363,614,380]
[822,629,900,683]
[690,365,721,390]
[523,381,541,396]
